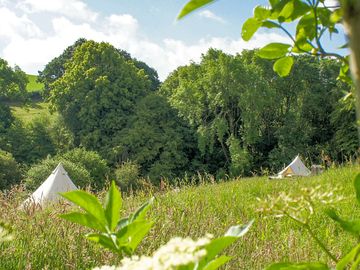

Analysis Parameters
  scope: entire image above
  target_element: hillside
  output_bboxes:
[1,165,359,269]
[26,74,44,92]
[9,75,55,123]
[10,101,57,123]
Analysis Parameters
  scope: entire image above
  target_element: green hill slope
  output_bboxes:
[26,74,44,92]
[0,165,359,269]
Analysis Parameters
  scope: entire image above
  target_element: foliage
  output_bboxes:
[60,181,252,270]
[48,40,151,158]
[25,158,92,190]
[24,147,109,190]
[115,161,141,191]
[161,49,352,175]
[94,222,252,270]
[0,58,28,102]
[2,117,56,164]
[177,0,360,140]
[26,74,44,93]
[60,181,154,257]
[61,148,110,188]
[38,38,87,98]
[113,93,198,182]
[0,149,21,190]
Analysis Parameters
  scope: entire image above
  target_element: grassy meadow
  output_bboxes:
[10,101,57,124]
[0,165,359,269]
[26,74,44,92]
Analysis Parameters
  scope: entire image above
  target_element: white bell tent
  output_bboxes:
[23,163,77,206]
[272,155,311,179]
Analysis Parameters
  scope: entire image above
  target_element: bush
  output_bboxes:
[25,158,92,190]
[0,150,21,190]
[61,148,109,188]
[115,161,140,191]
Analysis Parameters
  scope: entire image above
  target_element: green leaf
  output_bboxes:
[266,262,330,269]
[262,20,280,29]
[279,1,295,20]
[254,5,271,20]
[292,40,313,53]
[225,220,254,237]
[273,56,294,77]
[296,13,316,41]
[117,221,154,252]
[177,0,215,20]
[326,209,360,236]
[336,243,360,270]
[60,190,106,228]
[104,181,122,231]
[202,255,232,270]
[257,43,291,59]
[86,233,119,253]
[198,221,253,269]
[130,197,154,222]
[354,174,360,204]
[330,8,343,23]
[241,18,262,41]
[60,212,107,232]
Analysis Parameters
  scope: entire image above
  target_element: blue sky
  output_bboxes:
[0,0,346,80]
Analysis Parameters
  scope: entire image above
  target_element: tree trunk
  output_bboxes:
[342,0,360,142]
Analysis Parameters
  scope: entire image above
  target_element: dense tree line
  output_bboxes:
[0,39,357,190]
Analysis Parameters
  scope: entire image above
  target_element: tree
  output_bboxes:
[38,38,87,98]
[178,0,360,141]
[0,58,27,146]
[0,58,28,102]
[40,39,160,98]
[113,93,199,182]
[48,40,151,158]
[0,149,21,190]
[161,49,257,176]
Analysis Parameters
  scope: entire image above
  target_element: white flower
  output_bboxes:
[93,235,212,270]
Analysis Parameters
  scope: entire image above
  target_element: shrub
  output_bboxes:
[61,148,109,188]
[25,158,92,190]
[115,161,140,191]
[0,150,21,190]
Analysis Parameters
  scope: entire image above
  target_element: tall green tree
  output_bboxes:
[113,93,199,182]
[49,40,151,158]
[178,0,360,141]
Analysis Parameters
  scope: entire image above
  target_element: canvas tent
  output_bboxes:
[271,155,311,179]
[23,163,77,206]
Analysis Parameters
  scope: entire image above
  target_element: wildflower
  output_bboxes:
[257,185,344,224]
[93,235,212,270]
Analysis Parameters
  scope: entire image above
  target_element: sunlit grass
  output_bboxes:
[0,165,359,269]
[26,74,44,92]
[10,102,57,124]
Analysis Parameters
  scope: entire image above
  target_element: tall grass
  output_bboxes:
[0,165,359,269]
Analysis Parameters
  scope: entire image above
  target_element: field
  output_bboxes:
[0,165,359,269]
[10,101,57,124]
[26,74,44,92]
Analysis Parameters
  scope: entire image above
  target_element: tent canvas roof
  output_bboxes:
[23,163,77,206]
[277,155,311,178]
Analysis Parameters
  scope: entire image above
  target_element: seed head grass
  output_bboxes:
[0,165,359,269]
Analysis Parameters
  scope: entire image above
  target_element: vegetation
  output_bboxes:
[25,148,109,190]
[0,150,21,190]
[0,166,358,269]
[26,74,44,93]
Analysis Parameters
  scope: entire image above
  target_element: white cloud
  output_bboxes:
[17,0,98,21]
[0,7,42,40]
[0,0,290,80]
[198,10,226,24]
